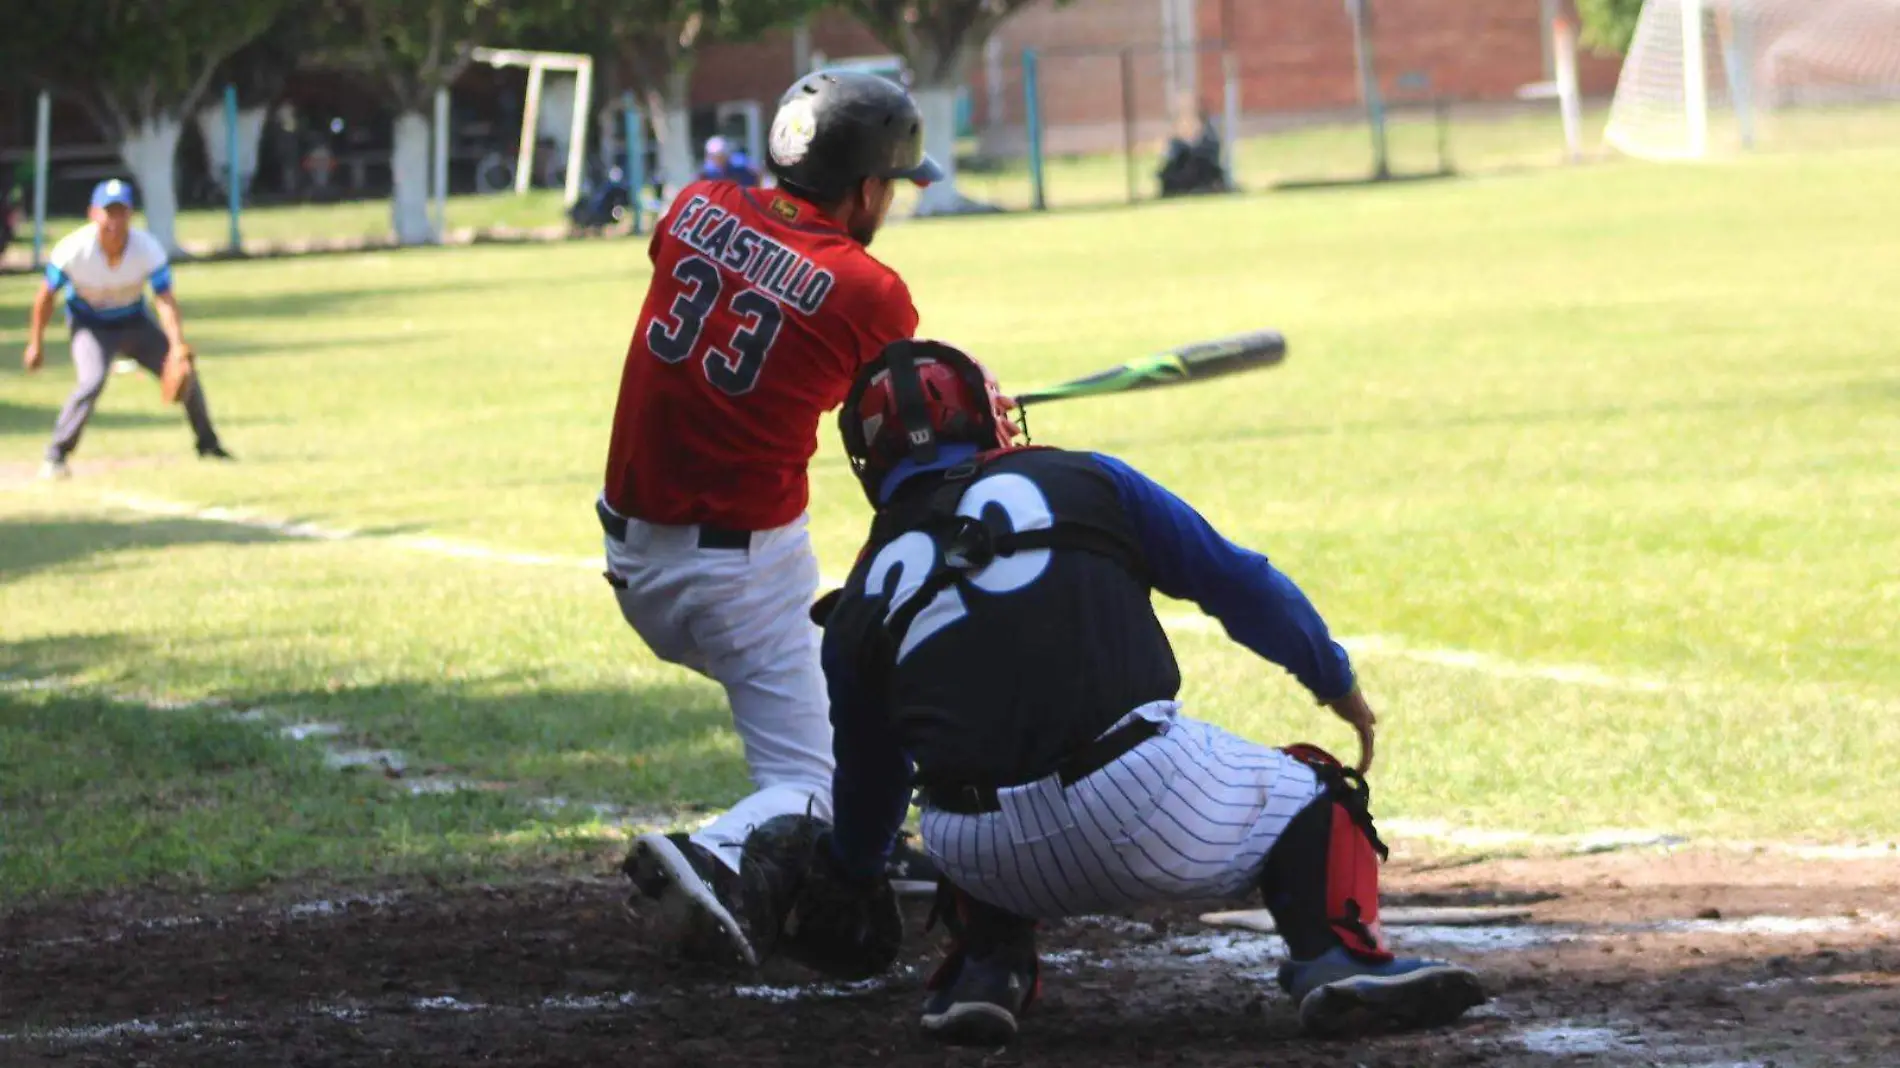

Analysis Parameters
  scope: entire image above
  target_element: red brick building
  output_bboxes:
[686,0,1624,157]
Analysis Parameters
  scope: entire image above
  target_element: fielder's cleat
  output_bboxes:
[1279,948,1487,1038]
[886,831,941,897]
[38,458,71,481]
[622,832,761,967]
[921,950,1038,1047]
[197,443,235,461]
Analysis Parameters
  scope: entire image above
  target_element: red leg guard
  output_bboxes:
[1278,744,1395,964]
[1320,796,1393,962]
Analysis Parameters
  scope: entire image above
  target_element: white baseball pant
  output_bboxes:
[919,700,1323,918]
[601,498,834,873]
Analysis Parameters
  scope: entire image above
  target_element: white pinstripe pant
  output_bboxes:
[919,701,1324,919]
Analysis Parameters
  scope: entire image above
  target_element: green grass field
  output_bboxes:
[3,142,1897,903]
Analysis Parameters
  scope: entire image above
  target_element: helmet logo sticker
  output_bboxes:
[770,97,818,167]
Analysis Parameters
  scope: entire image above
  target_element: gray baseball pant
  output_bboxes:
[46,316,221,462]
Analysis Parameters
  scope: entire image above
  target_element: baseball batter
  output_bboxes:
[604,70,943,962]
[750,340,1485,1045]
[22,179,230,478]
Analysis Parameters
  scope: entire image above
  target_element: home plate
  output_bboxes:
[1199,905,1535,933]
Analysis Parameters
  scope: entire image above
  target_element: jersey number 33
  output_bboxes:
[646,255,782,396]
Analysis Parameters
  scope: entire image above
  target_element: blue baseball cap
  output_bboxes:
[90,179,136,211]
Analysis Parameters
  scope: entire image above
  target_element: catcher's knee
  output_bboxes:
[1258,743,1393,963]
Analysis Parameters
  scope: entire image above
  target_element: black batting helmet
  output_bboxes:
[766,70,944,202]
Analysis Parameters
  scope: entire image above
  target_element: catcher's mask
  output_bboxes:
[841,339,1014,505]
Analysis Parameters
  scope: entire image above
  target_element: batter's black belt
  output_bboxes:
[596,497,752,551]
[920,717,1164,816]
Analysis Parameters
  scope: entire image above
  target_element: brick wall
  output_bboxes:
[684,0,1631,157]
[1197,0,1621,119]
[687,11,889,112]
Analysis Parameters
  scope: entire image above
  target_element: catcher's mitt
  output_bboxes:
[159,346,196,405]
[745,815,902,980]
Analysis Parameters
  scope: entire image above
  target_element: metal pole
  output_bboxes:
[1222,50,1240,187]
[1346,0,1389,180]
[515,60,544,195]
[225,85,242,252]
[32,91,51,266]
[1682,0,1709,158]
[1121,48,1137,205]
[1024,49,1046,211]
[1553,15,1583,163]
[623,93,645,235]
[563,58,592,208]
[1724,7,1756,150]
[433,87,450,239]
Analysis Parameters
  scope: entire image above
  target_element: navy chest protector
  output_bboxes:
[813,450,1147,695]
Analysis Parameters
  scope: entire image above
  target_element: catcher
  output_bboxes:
[739,340,1485,1045]
[22,179,230,480]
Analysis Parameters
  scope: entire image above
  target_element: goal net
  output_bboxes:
[1605,0,1900,159]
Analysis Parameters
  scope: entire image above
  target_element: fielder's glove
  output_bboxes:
[778,829,903,980]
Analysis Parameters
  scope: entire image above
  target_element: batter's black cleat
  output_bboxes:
[920,949,1039,1047]
[1278,948,1487,1038]
[197,443,235,461]
[886,831,940,897]
[623,832,764,967]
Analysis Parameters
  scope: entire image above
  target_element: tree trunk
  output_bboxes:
[118,116,185,252]
[390,110,435,245]
[644,67,696,197]
[914,75,997,216]
[909,51,997,216]
[194,103,269,196]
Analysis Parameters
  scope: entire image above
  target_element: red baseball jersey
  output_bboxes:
[604,180,919,530]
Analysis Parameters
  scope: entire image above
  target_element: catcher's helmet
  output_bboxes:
[767,70,944,202]
[841,340,1013,503]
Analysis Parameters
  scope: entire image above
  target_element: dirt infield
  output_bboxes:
[3,846,1896,1068]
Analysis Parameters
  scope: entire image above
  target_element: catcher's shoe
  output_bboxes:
[1278,948,1486,1038]
[38,458,71,481]
[886,832,939,897]
[623,832,764,967]
[920,948,1039,1047]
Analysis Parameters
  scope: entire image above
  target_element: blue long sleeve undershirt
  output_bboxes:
[825,449,1356,877]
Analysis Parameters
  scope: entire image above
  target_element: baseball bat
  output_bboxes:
[1013,329,1287,406]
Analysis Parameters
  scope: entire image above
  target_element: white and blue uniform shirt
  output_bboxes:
[45,224,173,330]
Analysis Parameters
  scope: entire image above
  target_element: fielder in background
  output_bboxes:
[602,70,944,964]
[763,340,1486,1045]
[699,135,761,187]
[21,179,232,479]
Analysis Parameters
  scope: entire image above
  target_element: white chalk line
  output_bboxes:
[6,672,1898,865]
[1,675,696,834]
[88,490,1675,693]
[96,492,599,571]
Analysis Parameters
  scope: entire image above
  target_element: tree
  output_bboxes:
[1576,0,1648,56]
[835,0,1051,215]
[10,0,283,251]
[326,0,503,244]
[196,13,317,202]
[600,0,824,195]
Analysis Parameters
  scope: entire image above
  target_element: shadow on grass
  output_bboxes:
[0,515,289,586]
[0,649,741,900]
[174,275,517,325]
[0,513,427,587]
[0,397,177,440]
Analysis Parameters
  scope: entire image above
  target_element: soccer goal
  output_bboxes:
[1605,0,1900,160]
